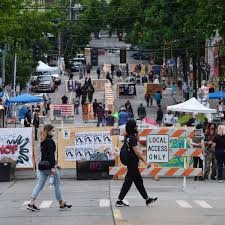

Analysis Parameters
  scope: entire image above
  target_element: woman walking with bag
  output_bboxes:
[27,124,72,211]
[116,119,157,207]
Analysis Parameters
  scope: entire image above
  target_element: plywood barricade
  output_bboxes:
[92,79,109,92]
[0,127,35,168]
[105,83,114,113]
[0,127,36,179]
[65,80,77,92]
[57,127,119,169]
[110,127,203,183]
[116,82,136,97]
[50,104,74,121]
[82,103,94,121]
[130,64,145,75]
[144,83,163,96]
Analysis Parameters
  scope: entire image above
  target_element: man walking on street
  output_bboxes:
[137,103,146,119]
[33,109,40,141]
[93,99,99,120]
[97,103,105,127]
[156,105,163,126]
[116,119,158,207]
[97,67,101,79]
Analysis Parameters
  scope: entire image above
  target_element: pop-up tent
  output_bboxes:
[208,91,225,99]
[167,97,217,114]
[36,61,55,72]
[8,93,43,104]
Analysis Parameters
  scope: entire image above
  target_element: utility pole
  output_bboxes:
[69,0,72,20]
[1,44,6,85]
[58,32,61,58]
[192,54,197,98]
[13,53,17,97]
[197,47,201,88]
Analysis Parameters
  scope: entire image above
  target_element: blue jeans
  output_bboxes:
[31,169,62,201]
[97,118,104,127]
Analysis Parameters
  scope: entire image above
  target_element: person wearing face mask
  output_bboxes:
[116,119,157,207]
[27,124,72,212]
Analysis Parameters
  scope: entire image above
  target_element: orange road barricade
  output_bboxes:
[110,127,204,189]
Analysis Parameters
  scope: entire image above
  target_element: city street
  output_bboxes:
[1,1,225,225]
[1,178,225,225]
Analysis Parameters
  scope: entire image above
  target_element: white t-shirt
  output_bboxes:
[164,114,175,125]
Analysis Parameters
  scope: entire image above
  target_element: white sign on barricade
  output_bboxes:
[147,134,169,163]
[64,131,113,161]
[0,128,33,168]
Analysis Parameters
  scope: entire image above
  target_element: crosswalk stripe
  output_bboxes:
[99,199,110,208]
[194,200,212,208]
[176,200,192,208]
[39,201,53,209]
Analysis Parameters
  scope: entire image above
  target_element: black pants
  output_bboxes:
[215,151,225,180]
[193,157,203,177]
[35,126,38,140]
[118,162,148,200]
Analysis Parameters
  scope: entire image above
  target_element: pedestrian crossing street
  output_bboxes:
[21,199,220,209]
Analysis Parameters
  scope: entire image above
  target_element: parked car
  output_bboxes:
[70,61,82,72]
[74,55,86,64]
[132,51,149,60]
[31,75,55,93]
[31,71,61,85]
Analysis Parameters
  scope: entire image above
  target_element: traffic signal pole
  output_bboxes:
[13,53,17,97]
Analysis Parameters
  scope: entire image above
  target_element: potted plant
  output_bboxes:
[0,157,17,182]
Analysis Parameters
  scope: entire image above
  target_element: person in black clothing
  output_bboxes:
[33,109,40,141]
[106,72,113,85]
[97,67,101,79]
[111,64,115,79]
[116,119,158,207]
[27,124,72,211]
[61,95,68,104]
[93,99,99,119]
[211,125,225,182]
[105,110,115,126]
[81,86,88,105]
[191,124,204,181]
[137,103,146,119]
[87,84,95,103]
[156,105,163,126]
[142,74,148,85]
[24,107,32,127]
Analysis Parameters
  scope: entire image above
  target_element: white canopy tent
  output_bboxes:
[36,61,55,72]
[167,97,217,114]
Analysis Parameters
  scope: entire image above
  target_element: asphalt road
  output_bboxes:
[1,178,225,225]
[88,35,149,66]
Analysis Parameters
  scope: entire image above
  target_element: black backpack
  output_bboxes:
[120,137,130,166]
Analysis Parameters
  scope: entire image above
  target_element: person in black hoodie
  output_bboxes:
[116,119,158,207]
[27,124,72,211]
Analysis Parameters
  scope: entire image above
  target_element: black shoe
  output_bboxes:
[60,202,72,210]
[115,200,129,207]
[204,176,208,180]
[211,177,216,180]
[27,204,40,212]
[146,197,158,206]
[199,176,204,181]
[194,176,198,181]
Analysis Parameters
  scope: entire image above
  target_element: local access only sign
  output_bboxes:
[147,134,169,163]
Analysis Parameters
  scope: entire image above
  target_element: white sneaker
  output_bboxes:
[219,180,223,183]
